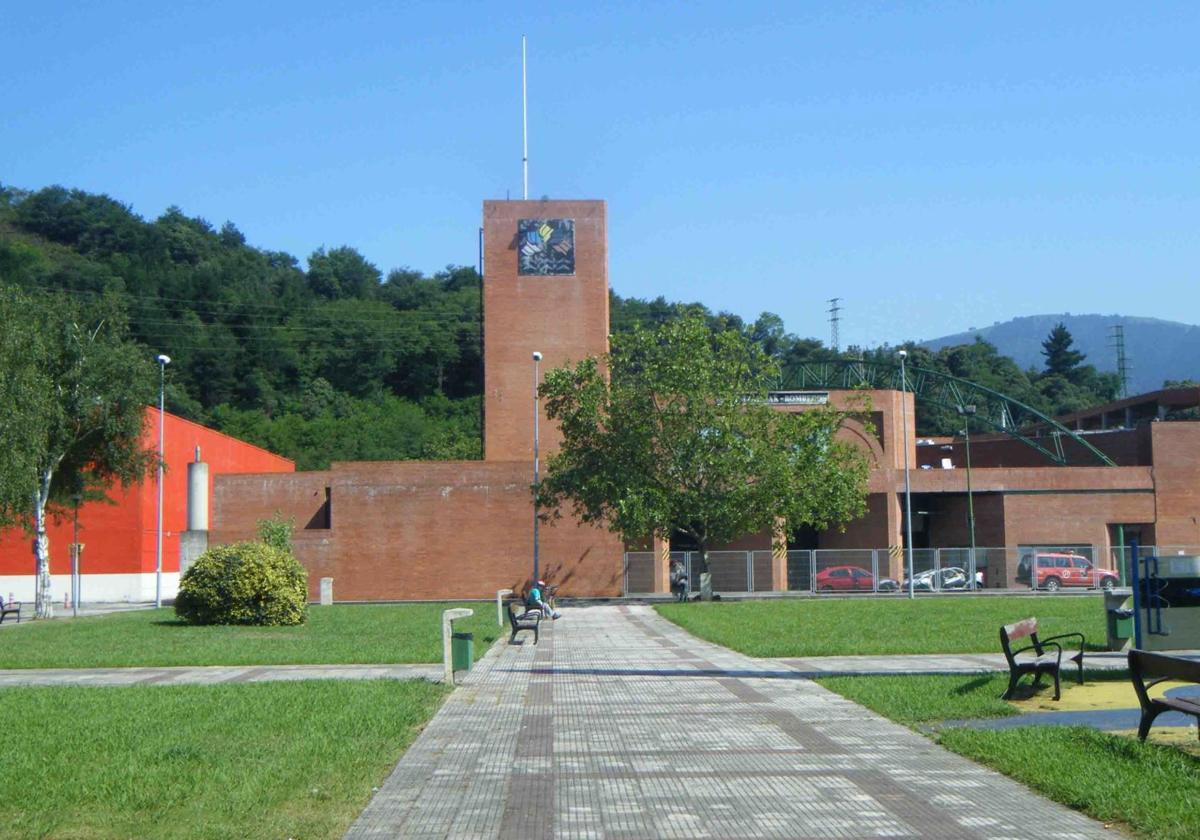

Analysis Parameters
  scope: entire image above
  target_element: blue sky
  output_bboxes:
[4,2,1197,347]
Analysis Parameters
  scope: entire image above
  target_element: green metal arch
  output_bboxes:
[775,360,1116,467]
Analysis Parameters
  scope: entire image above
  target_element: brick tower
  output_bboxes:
[482,200,609,460]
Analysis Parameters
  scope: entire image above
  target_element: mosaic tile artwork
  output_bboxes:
[518,218,575,275]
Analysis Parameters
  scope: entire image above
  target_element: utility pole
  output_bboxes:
[899,350,914,599]
[1109,324,1129,399]
[155,353,170,609]
[957,404,978,589]
[532,351,542,583]
[828,298,841,352]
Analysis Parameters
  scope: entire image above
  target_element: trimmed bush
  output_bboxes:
[175,542,308,626]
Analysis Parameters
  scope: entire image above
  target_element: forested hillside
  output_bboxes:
[1,184,1132,467]
[0,185,482,468]
[922,313,1200,396]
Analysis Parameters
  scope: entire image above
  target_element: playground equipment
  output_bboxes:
[1129,539,1200,651]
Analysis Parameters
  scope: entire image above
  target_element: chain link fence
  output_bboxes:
[623,544,1198,595]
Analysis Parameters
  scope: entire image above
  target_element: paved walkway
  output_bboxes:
[8,648,1186,689]
[0,663,441,687]
[768,649,1198,677]
[346,605,1114,839]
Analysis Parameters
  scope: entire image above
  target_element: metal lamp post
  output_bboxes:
[957,404,978,589]
[532,351,542,584]
[155,354,170,608]
[898,350,915,599]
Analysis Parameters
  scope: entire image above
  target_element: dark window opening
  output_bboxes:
[305,487,332,530]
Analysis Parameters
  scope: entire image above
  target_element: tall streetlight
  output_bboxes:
[155,354,170,608]
[532,351,542,584]
[957,404,978,589]
[898,350,915,599]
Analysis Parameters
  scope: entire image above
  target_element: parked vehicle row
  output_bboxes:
[814,564,992,593]
[805,554,1119,594]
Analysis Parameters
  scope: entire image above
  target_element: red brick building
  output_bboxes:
[211,201,624,601]
[207,199,1200,600]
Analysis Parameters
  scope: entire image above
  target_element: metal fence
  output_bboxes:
[622,543,1200,595]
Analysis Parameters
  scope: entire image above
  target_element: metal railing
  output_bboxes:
[623,544,1199,595]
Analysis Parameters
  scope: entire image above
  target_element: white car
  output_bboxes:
[906,567,973,591]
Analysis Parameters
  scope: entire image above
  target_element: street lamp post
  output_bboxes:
[957,404,978,589]
[898,350,915,600]
[532,351,542,585]
[155,354,170,608]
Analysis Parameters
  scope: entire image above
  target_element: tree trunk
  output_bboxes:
[32,470,53,619]
[698,541,712,601]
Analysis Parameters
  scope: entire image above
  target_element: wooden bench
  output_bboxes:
[507,600,541,645]
[1128,649,1200,742]
[0,598,20,625]
[1000,617,1085,701]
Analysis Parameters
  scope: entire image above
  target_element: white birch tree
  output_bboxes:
[0,285,156,617]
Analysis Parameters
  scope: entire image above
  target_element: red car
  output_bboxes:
[1016,552,1120,591]
[815,565,899,592]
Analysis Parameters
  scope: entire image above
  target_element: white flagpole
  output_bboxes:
[522,35,528,200]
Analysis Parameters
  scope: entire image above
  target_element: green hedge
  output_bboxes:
[176,542,308,626]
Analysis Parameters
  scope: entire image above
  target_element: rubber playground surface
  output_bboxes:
[945,674,1200,754]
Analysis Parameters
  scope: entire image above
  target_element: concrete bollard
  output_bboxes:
[496,588,513,626]
[442,608,474,686]
[319,577,333,606]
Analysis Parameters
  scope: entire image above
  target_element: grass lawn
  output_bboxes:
[0,603,501,668]
[816,671,1200,840]
[814,669,1130,725]
[940,726,1200,840]
[655,595,1105,657]
[0,680,446,840]
[816,672,1020,723]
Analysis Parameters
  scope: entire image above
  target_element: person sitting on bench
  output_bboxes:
[670,561,689,602]
[526,580,560,620]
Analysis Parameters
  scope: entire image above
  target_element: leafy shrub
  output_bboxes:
[256,512,295,555]
[175,541,308,626]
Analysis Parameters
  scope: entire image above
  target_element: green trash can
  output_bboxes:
[1104,589,1133,650]
[451,631,474,673]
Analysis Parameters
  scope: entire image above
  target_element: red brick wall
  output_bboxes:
[212,461,625,601]
[920,426,1152,469]
[483,200,609,462]
[1150,422,1200,547]
[995,491,1156,585]
[822,493,896,550]
[775,390,909,470]
[926,493,1006,549]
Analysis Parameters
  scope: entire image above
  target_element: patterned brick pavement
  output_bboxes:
[0,664,441,686]
[346,605,1116,839]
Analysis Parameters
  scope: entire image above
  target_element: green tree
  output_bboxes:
[305,246,381,300]
[0,289,46,526]
[1041,322,1085,378]
[536,315,869,575]
[0,285,157,616]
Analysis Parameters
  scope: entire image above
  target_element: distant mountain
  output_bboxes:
[921,314,1200,396]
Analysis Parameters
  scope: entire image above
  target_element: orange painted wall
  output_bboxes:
[0,408,293,577]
